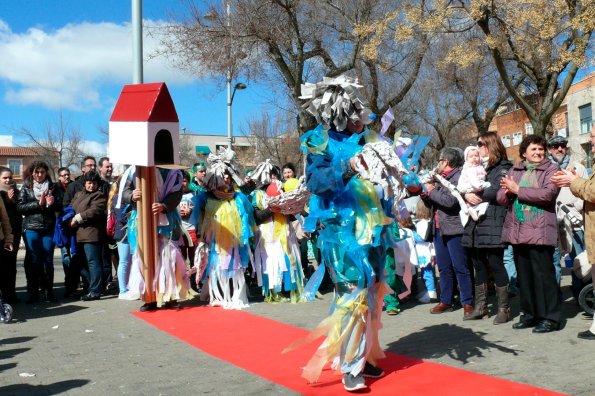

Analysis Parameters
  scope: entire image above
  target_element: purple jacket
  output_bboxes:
[497,160,560,246]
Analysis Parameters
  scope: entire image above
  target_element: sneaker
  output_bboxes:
[342,372,368,392]
[386,308,400,316]
[363,362,385,378]
[416,291,431,303]
[118,291,140,301]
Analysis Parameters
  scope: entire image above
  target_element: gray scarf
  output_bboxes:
[33,179,49,200]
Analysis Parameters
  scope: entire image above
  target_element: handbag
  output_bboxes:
[106,210,116,238]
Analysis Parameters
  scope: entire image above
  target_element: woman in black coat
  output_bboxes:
[17,161,62,303]
[461,132,513,324]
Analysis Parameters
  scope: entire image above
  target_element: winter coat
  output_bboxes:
[569,168,595,265]
[422,167,464,236]
[497,160,559,246]
[70,189,107,243]
[0,197,13,244]
[462,158,512,248]
[0,185,22,239]
[63,175,109,206]
[17,179,61,231]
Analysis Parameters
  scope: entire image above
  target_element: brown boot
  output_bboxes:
[493,285,511,325]
[464,283,489,320]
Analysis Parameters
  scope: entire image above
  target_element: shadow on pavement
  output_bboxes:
[10,304,88,323]
[0,379,90,396]
[386,323,521,364]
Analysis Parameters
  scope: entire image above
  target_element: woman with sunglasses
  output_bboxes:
[462,132,513,324]
[497,134,561,333]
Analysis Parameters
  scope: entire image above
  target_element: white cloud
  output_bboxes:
[0,19,197,111]
[80,139,108,159]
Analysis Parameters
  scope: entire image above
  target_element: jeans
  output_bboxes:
[117,242,131,293]
[79,242,103,296]
[24,229,55,294]
[433,229,472,305]
[503,245,517,292]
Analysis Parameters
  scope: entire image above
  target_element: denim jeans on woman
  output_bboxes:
[24,229,55,295]
[116,241,131,293]
[79,242,103,297]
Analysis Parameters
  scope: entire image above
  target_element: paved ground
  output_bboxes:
[1,250,594,395]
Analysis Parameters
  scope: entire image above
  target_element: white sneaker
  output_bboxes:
[428,290,438,300]
[118,291,140,301]
[417,291,431,303]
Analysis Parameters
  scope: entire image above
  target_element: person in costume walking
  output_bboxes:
[284,76,391,392]
[250,160,305,303]
[193,149,255,310]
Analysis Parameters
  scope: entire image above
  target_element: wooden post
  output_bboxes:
[137,165,157,304]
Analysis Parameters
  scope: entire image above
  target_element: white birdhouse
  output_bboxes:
[109,82,180,167]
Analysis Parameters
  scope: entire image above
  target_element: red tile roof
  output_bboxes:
[110,82,179,122]
[0,146,39,156]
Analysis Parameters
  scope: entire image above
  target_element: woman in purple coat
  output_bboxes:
[497,135,560,333]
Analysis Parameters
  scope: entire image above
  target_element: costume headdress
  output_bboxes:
[250,159,279,186]
[202,148,244,192]
[300,75,375,131]
[194,160,207,172]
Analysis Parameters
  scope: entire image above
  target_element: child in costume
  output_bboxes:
[458,146,490,222]
[284,76,394,392]
[250,160,305,303]
[193,149,255,310]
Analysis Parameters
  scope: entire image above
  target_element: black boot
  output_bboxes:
[464,283,489,320]
[493,285,511,325]
[44,270,57,302]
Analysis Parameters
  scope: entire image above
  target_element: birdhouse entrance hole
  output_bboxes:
[154,129,174,165]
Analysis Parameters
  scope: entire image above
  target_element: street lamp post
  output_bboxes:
[227,82,247,149]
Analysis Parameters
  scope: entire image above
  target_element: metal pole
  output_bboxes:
[226,0,232,150]
[132,0,143,84]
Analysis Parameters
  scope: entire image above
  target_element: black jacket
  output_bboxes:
[461,158,512,248]
[17,179,62,231]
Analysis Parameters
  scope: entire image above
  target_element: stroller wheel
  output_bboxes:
[578,283,595,316]
[0,303,13,323]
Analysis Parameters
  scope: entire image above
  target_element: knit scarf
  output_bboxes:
[33,179,49,200]
[513,162,543,223]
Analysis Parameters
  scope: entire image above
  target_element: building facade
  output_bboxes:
[489,72,595,164]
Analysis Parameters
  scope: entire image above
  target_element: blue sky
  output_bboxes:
[0,0,263,156]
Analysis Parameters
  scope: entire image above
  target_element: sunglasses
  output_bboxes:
[549,143,567,149]
[60,173,70,177]
[477,141,486,147]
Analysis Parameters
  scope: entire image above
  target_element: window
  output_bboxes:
[512,131,523,146]
[524,122,534,135]
[501,135,512,148]
[8,159,22,176]
[580,103,592,134]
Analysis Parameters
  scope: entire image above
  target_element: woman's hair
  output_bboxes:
[83,170,101,184]
[519,134,547,158]
[398,217,414,229]
[0,166,11,176]
[107,175,122,209]
[25,161,51,188]
[439,147,464,168]
[416,199,432,220]
[478,132,508,167]
[182,170,191,182]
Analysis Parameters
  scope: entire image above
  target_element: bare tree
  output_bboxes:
[16,112,86,175]
[153,0,427,134]
[240,112,303,173]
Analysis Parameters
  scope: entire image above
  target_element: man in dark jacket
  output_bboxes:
[422,147,474,317]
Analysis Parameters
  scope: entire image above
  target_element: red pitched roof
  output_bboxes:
[109,82,179,122]
[0,146,39,156]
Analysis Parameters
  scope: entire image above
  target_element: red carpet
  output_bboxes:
[133,307,565,395]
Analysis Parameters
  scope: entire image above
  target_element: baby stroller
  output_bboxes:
[0,289,13,323]
[558,203,593,315]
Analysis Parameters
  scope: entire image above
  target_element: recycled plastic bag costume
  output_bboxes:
[284,76,409,385]
[126,167,191,307]
[193,149,255,310]
[250,160,305,303]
